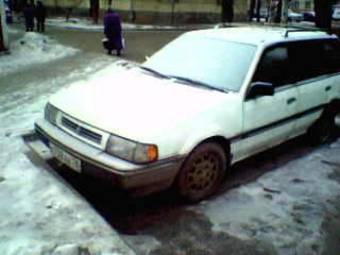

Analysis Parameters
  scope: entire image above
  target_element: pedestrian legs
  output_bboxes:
[37,20,45,32]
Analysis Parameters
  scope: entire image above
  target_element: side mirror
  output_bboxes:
[247,81,274,99]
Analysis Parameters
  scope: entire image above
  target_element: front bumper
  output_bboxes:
[30,119,185,196]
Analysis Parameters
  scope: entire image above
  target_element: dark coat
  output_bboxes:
[23,5,35,28]
[222,0,234,23]
[103,11,123,50]
[35,2,47,22]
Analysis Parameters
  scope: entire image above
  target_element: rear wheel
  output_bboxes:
[177,142,227,202]
[307,108,338,145]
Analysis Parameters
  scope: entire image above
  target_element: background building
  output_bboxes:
[290,0,313,11]
[43,0,249,24]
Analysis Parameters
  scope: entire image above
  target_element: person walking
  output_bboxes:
[103,9,123,56]
[35,1,46,32]
[221,0,234,24]
[23,2,35,32]
[268,0,279,23]
[249,0,262,22]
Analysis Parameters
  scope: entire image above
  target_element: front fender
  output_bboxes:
[179,125,225,155]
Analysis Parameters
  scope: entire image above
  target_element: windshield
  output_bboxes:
[143,34,257,92]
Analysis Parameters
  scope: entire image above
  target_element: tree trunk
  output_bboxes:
[90,0,99,24]
[0,18,4,51]
[130,0,136,22]
[170,0,176,25]
[314,0,333,30]
[281,0,288,24]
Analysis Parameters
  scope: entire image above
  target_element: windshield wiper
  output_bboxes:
[169,75,228,93]
[139,66,170,79]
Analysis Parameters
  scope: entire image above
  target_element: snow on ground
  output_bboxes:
[197,139,340,255]
[0,62,135,255]
[8,26,21,35]
[47,17,176,31]
[47,18,103,31]
[0,32,78,77]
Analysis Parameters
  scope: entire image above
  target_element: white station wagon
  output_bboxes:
[31,27,340,201]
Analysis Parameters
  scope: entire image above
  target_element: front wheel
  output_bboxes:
[177,142,227,202]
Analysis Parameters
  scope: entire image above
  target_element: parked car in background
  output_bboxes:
[302,11,315,22]
[29,27,340,202]
[288,9,303,22]
[333,5,340,20]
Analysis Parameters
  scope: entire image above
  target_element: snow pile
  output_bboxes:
[8,26,21,35]
[47,17,103,31]
[198,140,340,255]
[47,17,175,31]
[0,32,78,77]
[0,63,134,255]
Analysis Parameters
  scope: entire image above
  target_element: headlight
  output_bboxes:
[44,103,58,125]
[106,135,158,163]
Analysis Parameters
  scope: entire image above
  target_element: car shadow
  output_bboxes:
[45,130,339,235]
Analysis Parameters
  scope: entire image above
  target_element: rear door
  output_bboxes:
[291,39,339,134]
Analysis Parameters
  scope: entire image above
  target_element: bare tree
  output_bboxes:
[89,0,100,23]
[64,0,83,21]
[170,0,176,25]
[130,0,136,22]
[314,0,335,30]
[108,0,112,7]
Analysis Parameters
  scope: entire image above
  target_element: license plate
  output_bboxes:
[50,144,81,173]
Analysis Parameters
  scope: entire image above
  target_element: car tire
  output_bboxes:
[177,142,227,202]
[307,107,338,145]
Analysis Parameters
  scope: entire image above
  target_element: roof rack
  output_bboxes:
[283,26,326,38]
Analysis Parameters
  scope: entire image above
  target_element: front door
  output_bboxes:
[232,44,299,162]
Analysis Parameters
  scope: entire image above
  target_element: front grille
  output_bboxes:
[61,117,102,145]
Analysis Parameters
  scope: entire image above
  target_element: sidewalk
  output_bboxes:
[46,17,340,36]
[46,17,216,31]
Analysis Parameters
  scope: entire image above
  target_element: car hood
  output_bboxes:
[50,65,232,143]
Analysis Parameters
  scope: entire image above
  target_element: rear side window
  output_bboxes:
[322,40,340,74]
[289,39,340,82]
[288,40,322,81]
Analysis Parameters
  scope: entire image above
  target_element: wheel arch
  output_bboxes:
[175,136,231,202]
[182,135,231,166]
[329,99,340,110]
[322,99,340,118]
[199,136,231,163]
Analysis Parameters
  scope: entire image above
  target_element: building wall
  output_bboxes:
[295,0,314,11]
[44,0,249,24]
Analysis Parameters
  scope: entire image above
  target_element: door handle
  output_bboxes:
[287,98,297,105]
[325,86,332,92]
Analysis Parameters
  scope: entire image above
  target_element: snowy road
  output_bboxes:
[1,24,340,255]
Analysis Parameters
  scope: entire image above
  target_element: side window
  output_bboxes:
[288,39,340,82]
[252,45,293,88]
[322,40,340,75]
